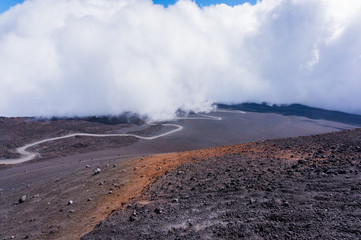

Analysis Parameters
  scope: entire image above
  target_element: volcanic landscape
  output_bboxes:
[1,104,361,239]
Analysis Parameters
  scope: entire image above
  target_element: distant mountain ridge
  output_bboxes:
[216,103,361,127]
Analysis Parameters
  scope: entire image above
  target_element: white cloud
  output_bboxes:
[1,0,361,119]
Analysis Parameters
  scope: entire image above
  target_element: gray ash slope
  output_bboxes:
[217,103,361,127]
[83,128,361,240]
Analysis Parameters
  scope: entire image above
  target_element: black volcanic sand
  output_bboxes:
[1,111,356,193]
[0,110,360,239]
[0,117,146,160]
[84,129,361,240]
[1,110,357,162]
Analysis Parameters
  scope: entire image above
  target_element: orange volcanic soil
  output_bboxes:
[84,128,361,239]
[1,128,361,239]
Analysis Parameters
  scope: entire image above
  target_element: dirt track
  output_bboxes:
[1,111,360,239]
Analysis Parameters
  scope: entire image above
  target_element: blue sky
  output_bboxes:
[153,0,258,7]
[0,0,257,13]
[0,0,23,13]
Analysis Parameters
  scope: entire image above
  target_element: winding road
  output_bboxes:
[0,112,226,165]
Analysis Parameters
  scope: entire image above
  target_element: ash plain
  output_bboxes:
[1,105,360,239]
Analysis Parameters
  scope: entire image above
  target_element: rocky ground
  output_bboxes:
[0,116,160,163]
[83,129,361,240]
[1,114,360,240]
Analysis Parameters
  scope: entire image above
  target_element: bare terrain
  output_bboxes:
[84,129,361,239]
[0,116,157,162]
[1,108,360,239]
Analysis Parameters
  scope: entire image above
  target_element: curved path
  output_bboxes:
[0,112,226,165]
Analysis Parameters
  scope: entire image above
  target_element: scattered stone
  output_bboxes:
[113,164,117,168]
[86,165,90,168]
[154,208,162,214]
[298,159,306,164]
[67,200,73,205]
[19,195,27,203]
[93,168,101,175]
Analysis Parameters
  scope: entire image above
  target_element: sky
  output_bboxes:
[1,0,258,13]
[0,0,24,13]
[1,0,361,120]
[153,0,258,7]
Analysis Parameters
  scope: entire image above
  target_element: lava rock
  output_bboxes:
[93,168,101,175]
[19,195,27,203]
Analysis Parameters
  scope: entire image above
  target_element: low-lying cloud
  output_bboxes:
[1,0,361,120]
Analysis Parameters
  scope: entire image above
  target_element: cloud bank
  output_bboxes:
[1,0,361,120]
